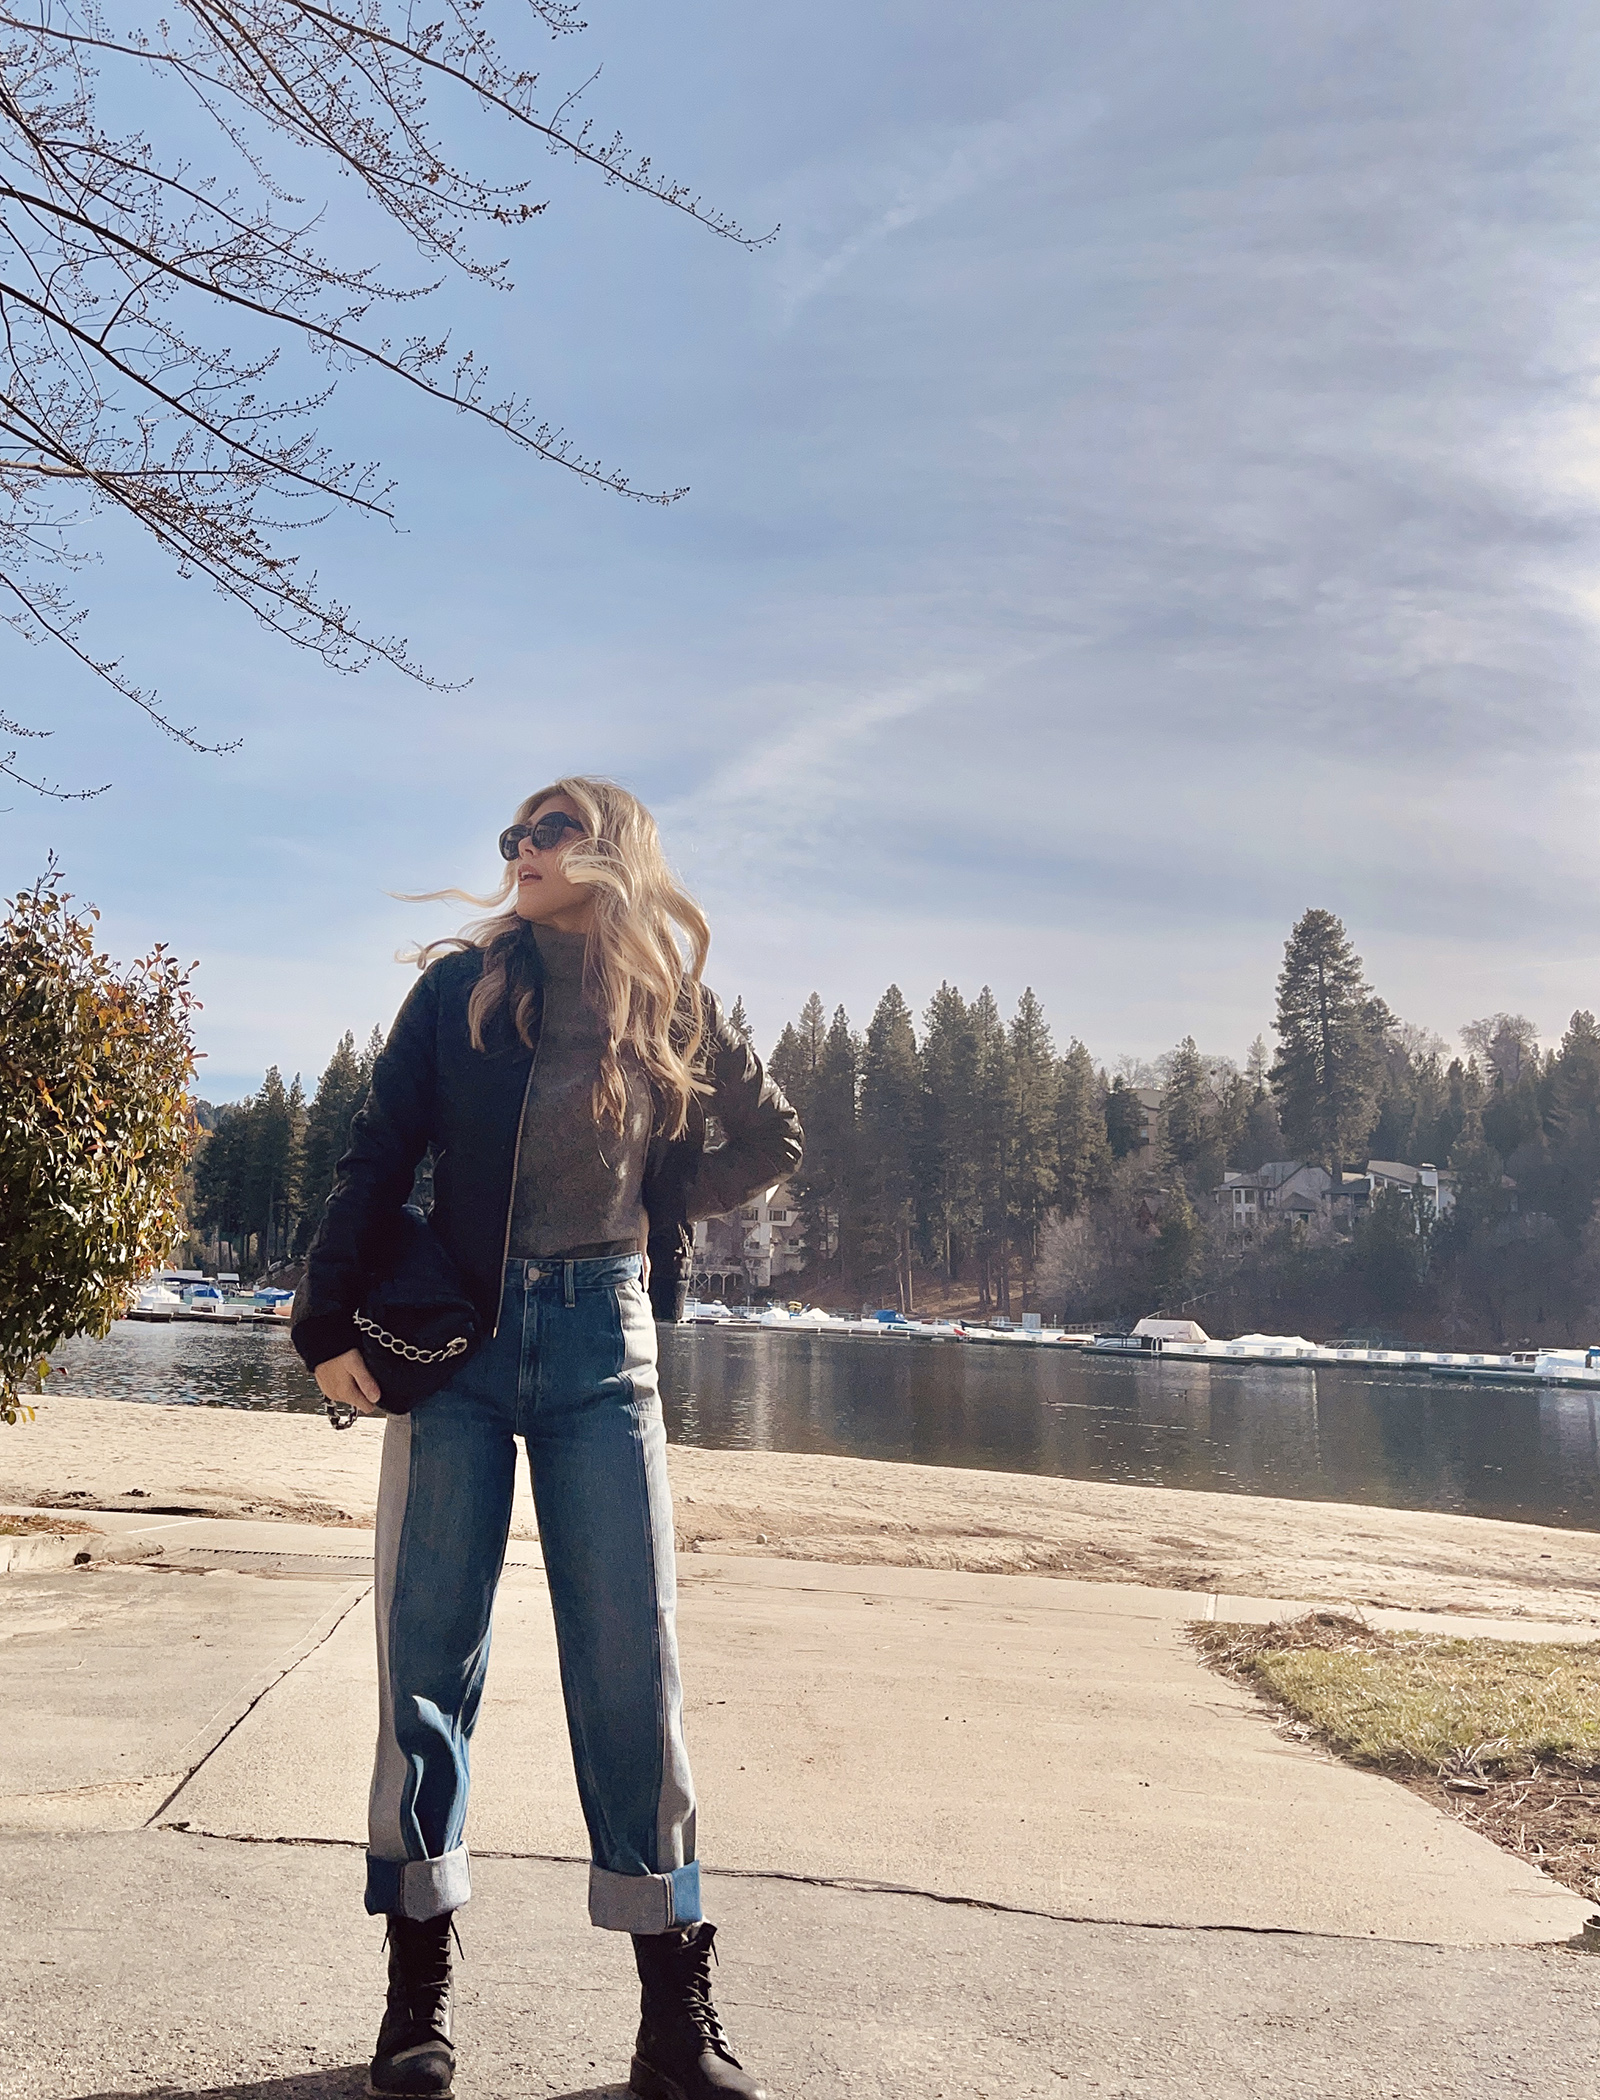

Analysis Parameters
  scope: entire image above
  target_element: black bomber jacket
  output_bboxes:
[290,941,804,1373]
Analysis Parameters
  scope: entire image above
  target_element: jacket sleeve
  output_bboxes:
[684,995,804,1221]
[291,968,440,1372]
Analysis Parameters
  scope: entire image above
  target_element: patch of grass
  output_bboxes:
[1192,1612,1600,1906]
[1194,1612,1600,1774]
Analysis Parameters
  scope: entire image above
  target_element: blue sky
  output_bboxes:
[7,0,1600,1101]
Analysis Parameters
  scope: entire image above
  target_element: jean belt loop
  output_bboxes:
[564,1260,576,1309]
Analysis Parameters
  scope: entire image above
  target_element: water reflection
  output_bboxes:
[49,1320,310,1412]
[656,1331,1600,1532]
[45,1320,1600,1532]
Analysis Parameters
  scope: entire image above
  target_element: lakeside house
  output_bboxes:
[1365,1160,1455,1216]
[692,1180,807,1301]
[1216,1160,1335,1238]
[1213,1158,1478,1242]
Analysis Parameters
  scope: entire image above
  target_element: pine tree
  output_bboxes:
[1207,1069,1248,1183]
[1446,1065,1503,1237]
[1483,1057,1541,1163]
[768,1025,804,1101]
[1240,1088,1284,1169]
[294,1031,368,1255]
[359,1023,386,1083]
[769,992,827,1129]
[247,1066,299,1267]
[1424,1058,1471,1167]
[793,1006,860,1279]
[196,1070,303,1274]
[1536,1013,1600,1237]
[1235,1032,1284,1166]
[859,986,921,1311]
[1270,908,1388,1168]
[286,1074,308,1251]
[727,995,751,1042]
[798,992,826,1066]
[193,1101,252,1266]
[969,988,1010,1311]
[1150,1172,1202,1302]
[1350,1184,1430,1316]
[1104,1074,1145,1160]
[1007,989,1058,1274]
[1161,1036,1207,1175]
[1547,1012,1600,1147]
[918,984,979,1281]
[1055,1040,1112,1214]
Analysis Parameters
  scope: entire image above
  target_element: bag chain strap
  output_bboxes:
[353,1311,470,1365]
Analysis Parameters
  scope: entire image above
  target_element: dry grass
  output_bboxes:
[0,1511,96,1536]
[1193,1612,1600,1906]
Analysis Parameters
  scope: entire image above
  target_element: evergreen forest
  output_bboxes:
[185,910,1600,1349]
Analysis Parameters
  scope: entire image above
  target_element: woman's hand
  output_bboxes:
[314,1347,384,1415]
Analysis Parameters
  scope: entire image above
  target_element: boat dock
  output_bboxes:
[125,1307,293,1328]
[681,1305,1600,1388]
[117,1295,1600,1388]
[1077,1334,1600,1389]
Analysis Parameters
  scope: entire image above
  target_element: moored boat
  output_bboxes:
[128,1281,183,1322]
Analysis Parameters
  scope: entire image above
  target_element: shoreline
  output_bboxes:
[2,1392,1598,1623]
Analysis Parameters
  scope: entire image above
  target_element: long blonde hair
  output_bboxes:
[409,777,711,1138]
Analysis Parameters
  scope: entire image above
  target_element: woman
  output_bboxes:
[292,778,802,2100]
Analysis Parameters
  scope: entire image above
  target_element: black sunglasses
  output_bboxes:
[499,812,585,861]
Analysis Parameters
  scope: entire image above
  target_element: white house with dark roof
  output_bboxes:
[692,1180,807,1298]
[1364,1160,1455,1217]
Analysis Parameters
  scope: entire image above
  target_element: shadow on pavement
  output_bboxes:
[67,2079,628,2100]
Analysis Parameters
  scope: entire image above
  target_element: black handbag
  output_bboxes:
[351,1204,481,1413]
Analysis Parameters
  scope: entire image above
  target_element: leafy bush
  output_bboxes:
[0,869,197,1420]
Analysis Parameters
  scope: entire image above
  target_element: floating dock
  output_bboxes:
[681,1309,1600,1388]
[124,1308,293,1328]
[1077,1335,1600,1388]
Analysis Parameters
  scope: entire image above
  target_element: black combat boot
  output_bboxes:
[369,1912,456,2098]
[629,1922,767,2100]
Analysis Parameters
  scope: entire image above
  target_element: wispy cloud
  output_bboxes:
[769,85,1101,324]
[12,0,1600,1085]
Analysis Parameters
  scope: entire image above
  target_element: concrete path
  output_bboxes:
[3,1512,1590,1942]
[5,1833,1600,2100]
[3,1513,1598,2098]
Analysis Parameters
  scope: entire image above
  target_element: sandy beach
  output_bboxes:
[3,1390,1597,1621]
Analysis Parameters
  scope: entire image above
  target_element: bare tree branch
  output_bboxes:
[0,0,764,788]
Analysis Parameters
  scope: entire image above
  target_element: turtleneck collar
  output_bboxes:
[530,922,589,985]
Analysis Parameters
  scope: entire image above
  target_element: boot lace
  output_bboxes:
[383,1915,460,2029]
[665,1931,737,2059]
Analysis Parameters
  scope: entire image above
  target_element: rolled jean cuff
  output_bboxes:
[365,1847,472,1920]
[588,1860,702,1934]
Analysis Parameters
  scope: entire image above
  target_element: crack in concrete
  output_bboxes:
[145,1582,372,1829]
[144,1823,1513,1949]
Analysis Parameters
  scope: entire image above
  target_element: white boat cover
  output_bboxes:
[1132,1317,1211,1342]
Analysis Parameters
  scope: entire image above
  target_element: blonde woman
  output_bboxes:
[293,779,802,2100]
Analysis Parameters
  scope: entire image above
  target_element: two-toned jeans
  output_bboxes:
[363,1252,700,1933]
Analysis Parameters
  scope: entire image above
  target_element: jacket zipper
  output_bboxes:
[491,1037,541,1340]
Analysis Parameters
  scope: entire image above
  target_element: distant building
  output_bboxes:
[1215,1157,1469,1240]
[1134,1087,1165,1157]
[1215,1160,1334,1238]
[691,1180,806,1300]
[1363,1161,1455,1218]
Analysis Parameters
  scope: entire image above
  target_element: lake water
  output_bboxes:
[45,1320,1600,1532]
